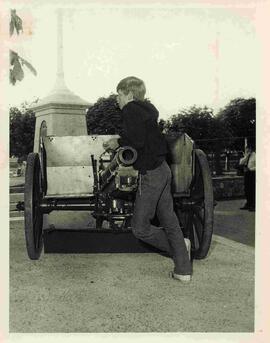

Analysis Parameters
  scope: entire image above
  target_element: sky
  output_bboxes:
[7,4,258,119]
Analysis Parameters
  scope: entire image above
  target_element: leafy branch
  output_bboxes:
[10,9,23,35]
[9,9,37,85]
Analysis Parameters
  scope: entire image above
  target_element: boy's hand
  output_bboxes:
[103,138,119,151]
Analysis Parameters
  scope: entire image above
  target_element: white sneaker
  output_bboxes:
[169,238,192,283]
[169,271,191,283]
[184,238,191,260]
[169,238,191,283]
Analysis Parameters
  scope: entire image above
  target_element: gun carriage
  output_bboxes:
[23,132,214,260]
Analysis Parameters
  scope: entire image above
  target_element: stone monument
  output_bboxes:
[32,9,90,152]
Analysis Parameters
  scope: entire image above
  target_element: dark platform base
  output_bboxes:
[43,229,163,254]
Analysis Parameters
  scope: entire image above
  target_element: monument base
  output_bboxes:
[43,229,164,254]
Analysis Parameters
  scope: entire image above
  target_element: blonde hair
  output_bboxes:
[116,76,146,101]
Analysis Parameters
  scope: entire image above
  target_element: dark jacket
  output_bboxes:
[118,100,167,174]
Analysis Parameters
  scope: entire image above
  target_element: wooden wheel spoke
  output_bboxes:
[191,225,200,251]
[187,212,196,248]
[193,207,204,226]
[193,215,203,244]
[186,210,202,248]
[193,198,204,206]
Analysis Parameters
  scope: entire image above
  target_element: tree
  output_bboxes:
[10,9,37,85]
[86,94,122,134]
[10,104,36,158]
[216,97,256,148]
[165,105,231,152]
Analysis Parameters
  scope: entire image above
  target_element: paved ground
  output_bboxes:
[214,199,255,247]
[9,186,255,332]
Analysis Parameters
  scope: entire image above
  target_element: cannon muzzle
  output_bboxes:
[115,146,137,166]
[99,146,138,191]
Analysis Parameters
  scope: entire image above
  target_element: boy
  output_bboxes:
[104,76,192,282]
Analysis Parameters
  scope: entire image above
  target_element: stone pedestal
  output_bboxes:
[32,89,90,152]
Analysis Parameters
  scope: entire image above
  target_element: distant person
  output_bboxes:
[103,76,192,282]
[239,144,256,211]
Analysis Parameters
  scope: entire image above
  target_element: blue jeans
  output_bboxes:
[131,161,192,275]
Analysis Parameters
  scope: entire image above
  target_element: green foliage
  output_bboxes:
[9,10,37,85]
[167,106,214,137]
[216,97,256,140]
[165,105,231,152]
[158,119,167,132]
[10,105,36,158]
[86,94,123,134]
[10,50,37,85]
[10,9,23,35]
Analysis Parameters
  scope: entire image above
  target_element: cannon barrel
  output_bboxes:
[116,146,138,166]
[99,146,137,190]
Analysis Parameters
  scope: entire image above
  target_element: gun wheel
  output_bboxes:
[24,153,44,260]
[177,149,214,260]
